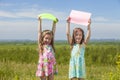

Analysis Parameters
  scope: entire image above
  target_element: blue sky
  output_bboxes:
[0,0,120,40]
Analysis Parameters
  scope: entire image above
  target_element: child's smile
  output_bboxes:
[43,34,52,45]
[74,30,82,44]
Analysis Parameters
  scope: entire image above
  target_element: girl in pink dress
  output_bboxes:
[36,17,58,80]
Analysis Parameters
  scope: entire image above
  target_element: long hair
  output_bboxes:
[71,27,84,50]
[39,30,55,54]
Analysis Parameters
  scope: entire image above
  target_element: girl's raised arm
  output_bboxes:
[38,17,42,48]
[66,17,72,45]
[52,18,58,38]
[84,19,91,44]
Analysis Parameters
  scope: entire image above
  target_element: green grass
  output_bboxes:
[0,41,120,80]
[0,61,117,80]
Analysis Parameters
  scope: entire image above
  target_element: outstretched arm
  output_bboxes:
[38,17,42,49]
[66,17,72,45]
[84,19,91,44]
[52,19,57,38]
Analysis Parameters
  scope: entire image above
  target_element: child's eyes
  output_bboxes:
[76,34,79,36]
[75,34,82,36]
[45,38,51,40]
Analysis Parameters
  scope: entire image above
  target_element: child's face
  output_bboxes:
[43,34,52,45]
[74,30,82,44]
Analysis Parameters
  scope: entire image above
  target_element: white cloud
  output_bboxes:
[0,11,18,18]
[0,20,38,40]
[93,16,109,22]
[0,17,120,40]
[0,6,68,40]
[0,10,38,18]
[0,3,120,40]
[16,11,37,18]
[0,8,67,20]
[91,22,120,39]
[0,20,37,31]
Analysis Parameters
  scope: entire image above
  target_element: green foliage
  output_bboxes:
[55,44,70,64]
[0,41,120,65]
[85,44,120,66]
[108,55,120,80]
[0,41,120,80]
[0,46,38,64]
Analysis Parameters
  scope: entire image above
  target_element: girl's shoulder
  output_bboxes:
[82,42,87,47]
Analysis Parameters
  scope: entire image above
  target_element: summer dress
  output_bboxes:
[36,45,56,76]
[69,44,86,78]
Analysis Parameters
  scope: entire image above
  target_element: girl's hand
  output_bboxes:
[53,18,58,24]
[55,18,58,23]
[53,18,57,26]
[52,18,58,27]
[88,19,91,27]
[38,17,42,24]
[38,17,41,21]
[66,17,70,23]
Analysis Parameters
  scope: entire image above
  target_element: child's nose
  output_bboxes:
[77,36,80,38]
[46,39,49,42]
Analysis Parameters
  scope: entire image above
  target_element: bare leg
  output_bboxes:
[47,74,53,80]
[70,77,76,80]
[78,78,84,80]
[40,76,46,80]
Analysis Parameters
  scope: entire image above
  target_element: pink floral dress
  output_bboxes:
[36,45,56,77]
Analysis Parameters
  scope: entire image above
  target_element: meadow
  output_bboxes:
[0,40,120,80]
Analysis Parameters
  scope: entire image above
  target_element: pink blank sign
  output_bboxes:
[69,10,92,26]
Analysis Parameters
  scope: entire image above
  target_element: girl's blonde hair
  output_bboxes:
[71,27,84,50]
[39,30,55,54]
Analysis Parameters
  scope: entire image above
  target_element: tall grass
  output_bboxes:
[0,41,120,80]
[0,61,117,80]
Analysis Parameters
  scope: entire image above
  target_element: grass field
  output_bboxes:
[0,41,120,80]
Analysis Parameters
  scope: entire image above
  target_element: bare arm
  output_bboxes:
[52,19,57,38]
[66,17,72,45]
[84,19,91,44]
[38,17,42,49]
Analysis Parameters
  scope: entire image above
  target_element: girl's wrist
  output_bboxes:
[87,26,90,30]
